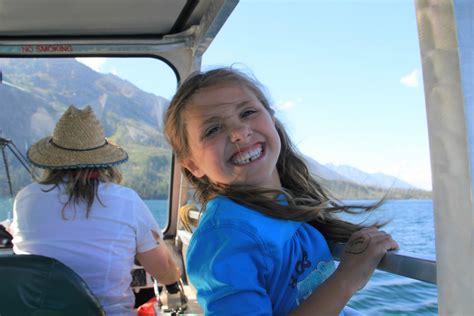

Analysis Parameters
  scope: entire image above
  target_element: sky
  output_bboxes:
[76,0,432,190]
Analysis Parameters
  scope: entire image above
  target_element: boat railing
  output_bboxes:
[184,209,437,285]
[329,241,436,285]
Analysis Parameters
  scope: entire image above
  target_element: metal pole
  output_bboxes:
[1,146,13,197]
[415,0,474,314]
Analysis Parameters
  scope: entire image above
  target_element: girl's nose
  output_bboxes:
[230,125,252,143]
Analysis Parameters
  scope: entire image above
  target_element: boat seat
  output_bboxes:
[0,254,105,316]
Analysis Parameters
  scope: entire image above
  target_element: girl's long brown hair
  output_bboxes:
[165,67,383,242]
[38,167,122,219]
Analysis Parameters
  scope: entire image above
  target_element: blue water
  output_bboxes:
[0,197,13,221]
[1,198,437,315]
[145,199,169,229]
[341,200,437,315]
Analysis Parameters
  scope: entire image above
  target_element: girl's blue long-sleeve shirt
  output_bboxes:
[186,196,343,315]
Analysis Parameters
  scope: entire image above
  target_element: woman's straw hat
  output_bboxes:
[27,105,128,169]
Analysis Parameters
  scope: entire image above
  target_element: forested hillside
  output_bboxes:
[0,58,171,199]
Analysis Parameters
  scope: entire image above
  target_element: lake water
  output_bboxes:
[340,200,437,315]
[0,198,437,315]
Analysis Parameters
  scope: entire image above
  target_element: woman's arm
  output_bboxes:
[136,241,181,285]
[290,227,399,316]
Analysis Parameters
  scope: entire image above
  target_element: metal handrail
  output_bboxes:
[329,241,436,285]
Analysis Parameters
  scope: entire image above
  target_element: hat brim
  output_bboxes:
[27,137,128,169]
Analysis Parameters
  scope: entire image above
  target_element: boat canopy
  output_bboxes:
[0,0,220,38]
[0,0,239,78]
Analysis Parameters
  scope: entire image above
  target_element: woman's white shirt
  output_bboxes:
[11,182,161,316]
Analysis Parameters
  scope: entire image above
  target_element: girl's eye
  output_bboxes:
[241,109,257,118]
[203,125,221,138]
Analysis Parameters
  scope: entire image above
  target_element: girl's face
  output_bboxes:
[181,83,282,190]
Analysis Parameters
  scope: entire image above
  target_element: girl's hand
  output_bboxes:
[336,227,399,294]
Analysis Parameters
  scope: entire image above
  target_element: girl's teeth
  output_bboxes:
[233,147,262,165]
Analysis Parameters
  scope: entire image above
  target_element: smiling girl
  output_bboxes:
[165,68,398,316]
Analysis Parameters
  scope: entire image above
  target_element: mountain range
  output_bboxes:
[303,156,430,199]
[325,163,417,189]
[0,58,431,200]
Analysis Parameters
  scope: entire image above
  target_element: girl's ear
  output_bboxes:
[181,159,205,178]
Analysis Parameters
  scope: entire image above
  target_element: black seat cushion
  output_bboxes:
[0,254,105,316]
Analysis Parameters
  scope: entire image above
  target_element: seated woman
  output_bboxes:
[10,105,180,316]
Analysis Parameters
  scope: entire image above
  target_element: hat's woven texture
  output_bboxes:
[27,105,128,169]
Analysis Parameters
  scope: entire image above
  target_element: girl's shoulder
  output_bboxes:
[195,196,310,245]
[204,195,290,223]
[188,195,329,267]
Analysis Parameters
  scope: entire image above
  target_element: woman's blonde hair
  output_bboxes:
[165,67,381,242]
[39,167,122,219]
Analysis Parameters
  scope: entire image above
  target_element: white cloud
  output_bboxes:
[276,101,296,110]
[75,58,107,72]
[400,69,420,88]
[275,98,302,111]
